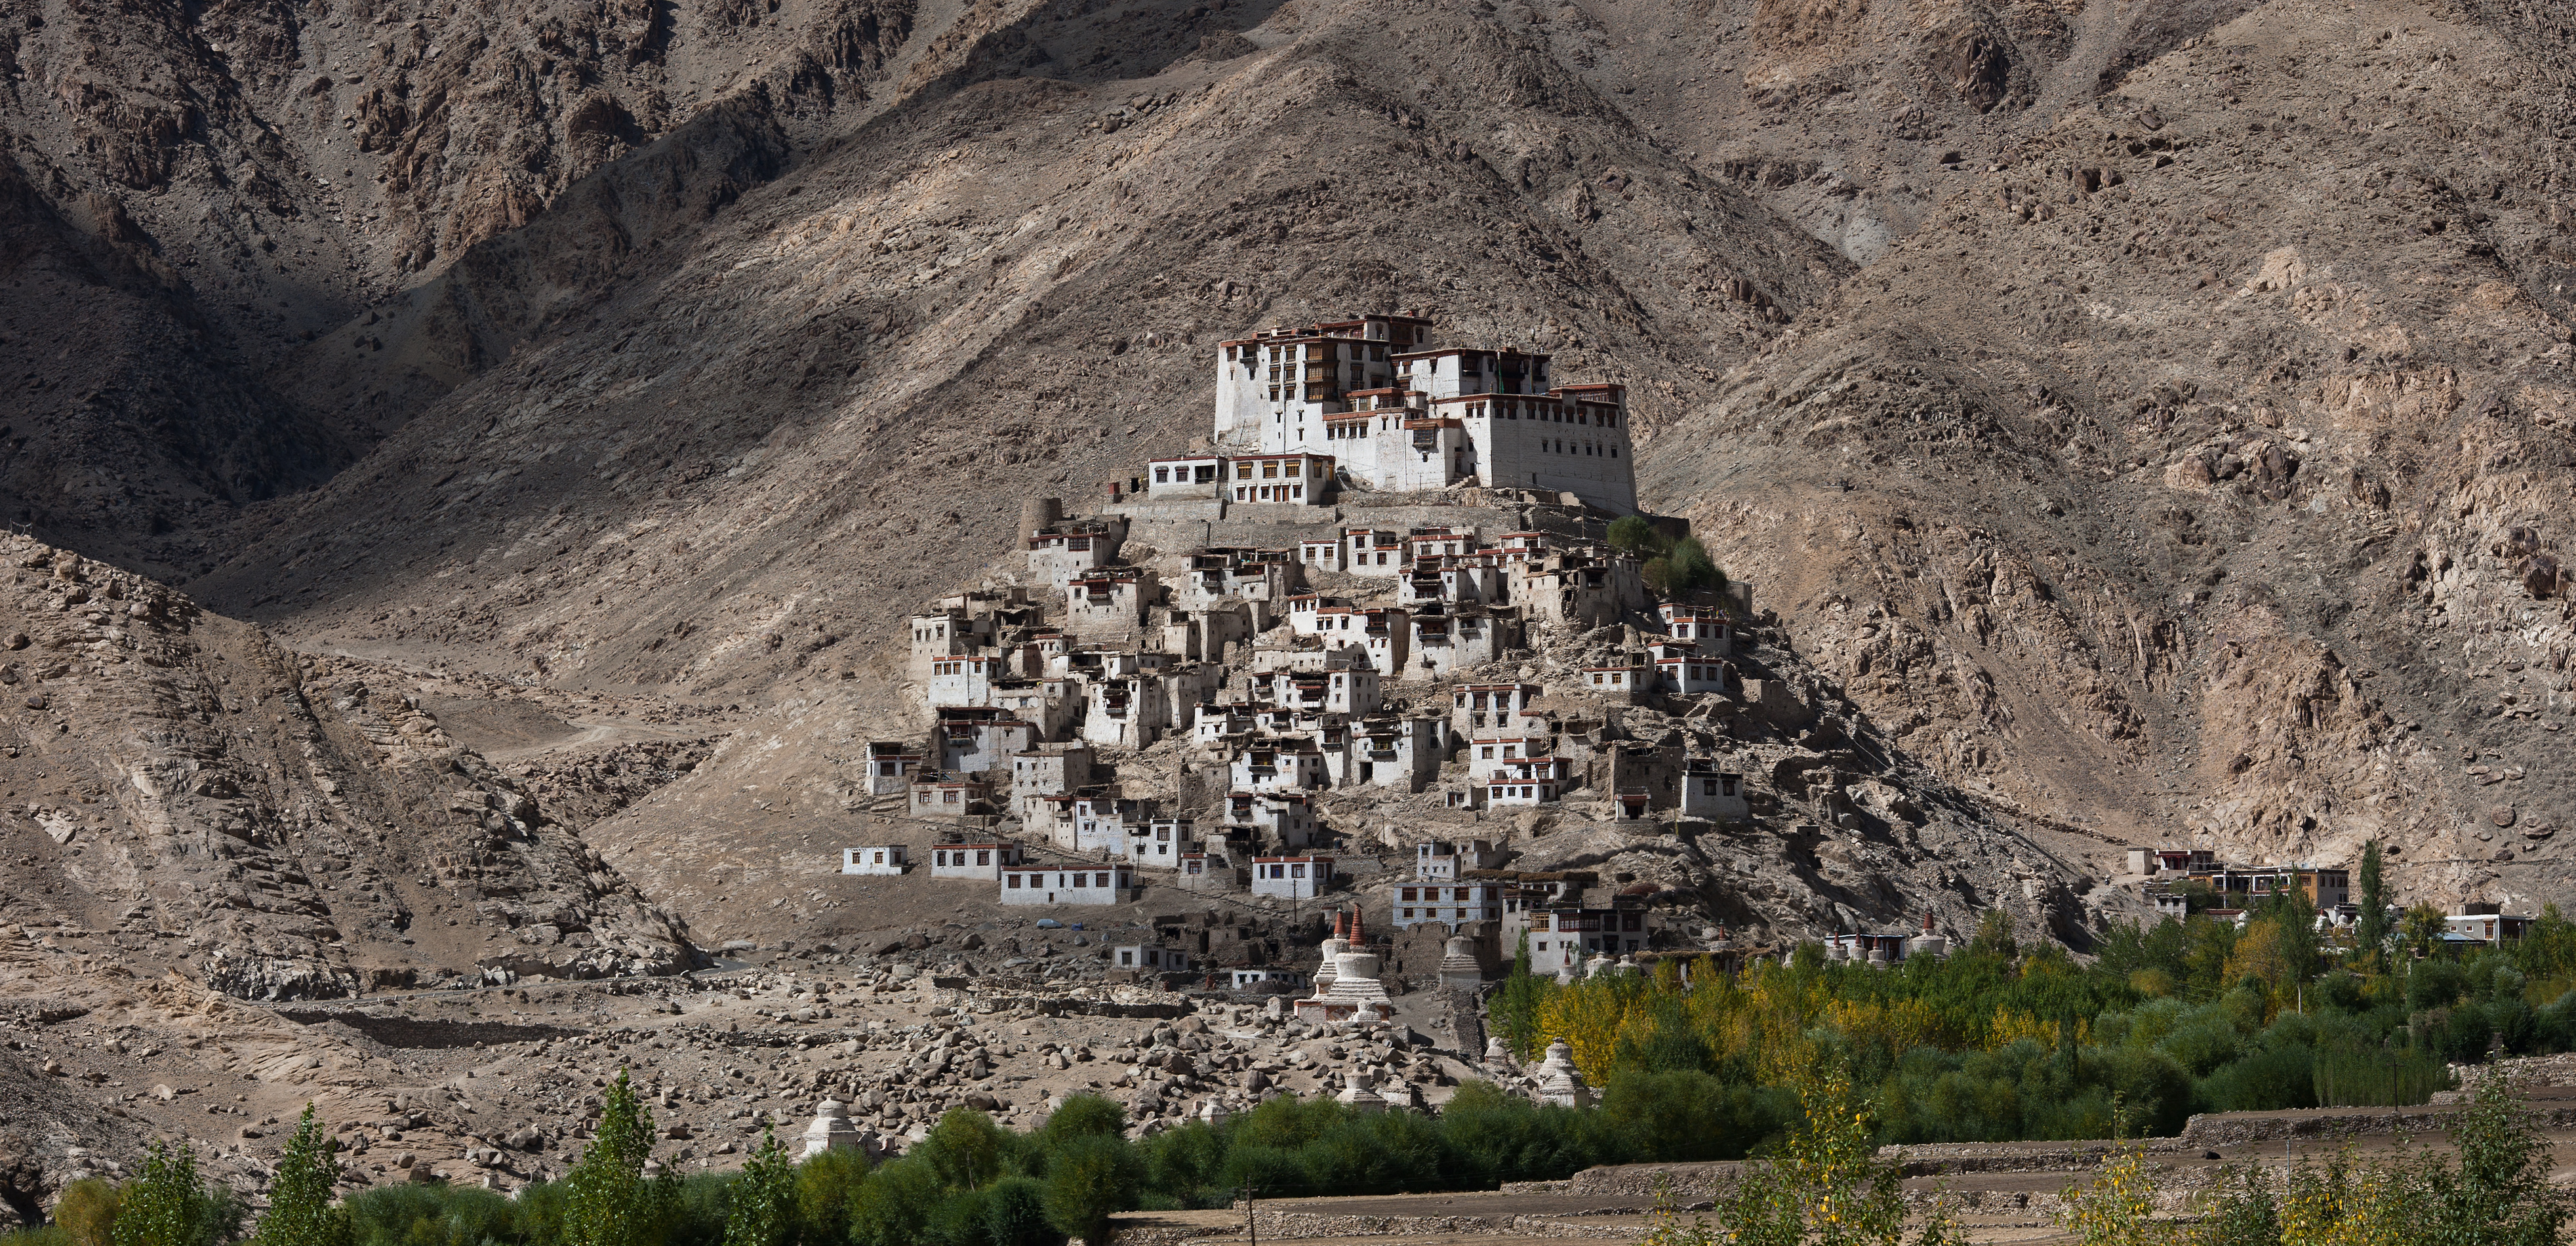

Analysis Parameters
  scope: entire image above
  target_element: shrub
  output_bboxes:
[1600,1070,1779,1163]
[921,1188,990,1246]
[794,1146,874,1246]
[978,1178,1059,1246]
[1665,538,1721,592]
[918,1110,1008,1192]
[345,1182,517,1246]
[845,1159,941,1246]
[2313,1044,2449,1107]
[1210,1145,1306,1203]
[2409,959,2468,1013]
[1605,516,1665,559]
[1137,1123,1225,1206]
[2198,1043,2316,1113]
[1041,1136,1142,1246]
[51,1179,120,1246]
[1035,1098,1126,1152]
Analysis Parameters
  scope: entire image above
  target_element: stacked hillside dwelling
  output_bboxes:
[868,315,1769,988]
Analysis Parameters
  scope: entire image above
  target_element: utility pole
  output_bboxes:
[1241,1181,1259,1246]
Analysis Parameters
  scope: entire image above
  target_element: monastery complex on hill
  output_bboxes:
[842,312,1836,1027]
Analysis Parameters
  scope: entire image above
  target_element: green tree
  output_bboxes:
[979,1177,1057,1246]
[1968,908,2019,961]
[793,1147,872,1246]
[724,1129,796,1246]
[2419,1070,2574,1245]
[1713,1064,1909,1246]
[111,1140,237,1246]
[1666,538,1721,593]
[1036,1097,1127,1152]
[252,1106,350,1246]
[1606,516,1667,559]
[1492,931,1555,1060]
[1041,1136,1142,1246]
[2356,841,2391,971]
[917,1109,1007,1191]
[564,1072,674,1246]
[844,1159,941,1246]
[2401,904,2448,961]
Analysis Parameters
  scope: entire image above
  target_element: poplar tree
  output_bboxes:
[723,1128,795,1246]
[565,1071,674,1246]
[111,1140,234,1246]
[2356,840,2390,970]
[251,1105,350,1246]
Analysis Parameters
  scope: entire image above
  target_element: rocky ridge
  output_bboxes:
[0,535,698,1002]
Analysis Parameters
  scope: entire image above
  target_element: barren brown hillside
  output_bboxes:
[0,0,2569,968]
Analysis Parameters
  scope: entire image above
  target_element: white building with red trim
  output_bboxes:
[999,865,1142,906]
[1659,604,1735,656]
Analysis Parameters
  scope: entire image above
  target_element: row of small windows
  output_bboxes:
[1399,887,1491,901]
[1462,403,1615,428]
[1004,872,1123,888]
[1228,342,1394,363]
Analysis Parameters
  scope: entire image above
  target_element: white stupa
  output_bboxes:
[1293,907,1395,1025]
[1533,1038,1594,1109]
[1334,1068,1387,1114]
[800,1098,867,1159]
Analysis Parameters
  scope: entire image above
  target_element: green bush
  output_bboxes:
[1034,1098,1125,1155]
[917,1110,1008,1192]
[345,1182,516,1246]
[51,1178,120,1246]
[1137,1123,1225,1205]
[2313,1044,2450,1107]
[977,1178,1058,1246]
[845,1159,941,1246]
[1041,1136,1142,1246]
[793,1147,873,1246]
[1599,1070,1781,1162]
[921,1188,989,1246]
[1605,516,1666,559]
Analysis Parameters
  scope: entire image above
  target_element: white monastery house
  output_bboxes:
[1190,314,1639,514]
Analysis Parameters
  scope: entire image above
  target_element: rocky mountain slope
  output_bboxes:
[0,535,697,1002]
[0,0,2566,971]
[1640,0,2576,911]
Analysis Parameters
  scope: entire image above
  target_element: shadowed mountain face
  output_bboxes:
[1,0,2571,938]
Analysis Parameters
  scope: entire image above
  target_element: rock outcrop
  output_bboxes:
[0,536,696,1001]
